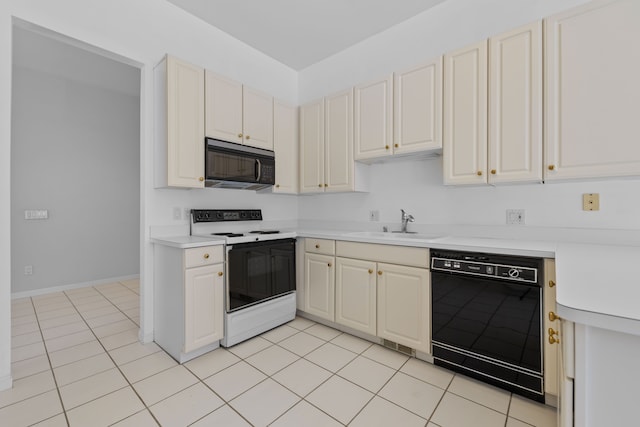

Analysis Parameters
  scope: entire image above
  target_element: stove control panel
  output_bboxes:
[191,209,262,223]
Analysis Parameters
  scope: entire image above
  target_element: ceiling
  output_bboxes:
[167,0,447,70]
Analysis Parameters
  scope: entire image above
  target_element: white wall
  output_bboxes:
[11,62,140,295]
[297,0,640,235]
[0,0,299,389]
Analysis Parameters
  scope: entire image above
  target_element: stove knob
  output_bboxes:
[215,212,222,219]
[240,212,247,218]
[508,268,520,278]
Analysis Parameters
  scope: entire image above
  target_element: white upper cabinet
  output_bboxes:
[299,98,325,193]
[273,100,298,194]
[489,21,543,184]
[325,89,354,192]
[243,86,274,150]
[205,71,273,150]
[154,55,205,189]
[443,41,488,185]
[354,75,393,160]
[545,0,640,180]
[204,71,243,144]
[394,57,443,155]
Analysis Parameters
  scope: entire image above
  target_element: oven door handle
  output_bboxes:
[255,159,262,182]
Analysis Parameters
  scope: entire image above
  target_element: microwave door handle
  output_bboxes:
[255,159,262,182]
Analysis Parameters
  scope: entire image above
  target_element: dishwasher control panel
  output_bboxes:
[431,250,541,284]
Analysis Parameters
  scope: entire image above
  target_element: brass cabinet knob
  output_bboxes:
[548,327,557,335]
[246,135,251,140]
[324,184,328,187]
[385,145,389,150]
[548,165,555,171]
[275,184,280,188]
[198,176,204,182]
[477,171,483,176]
[218,271,223,277]
[549,311,560,321]
[238,133,243,138]
[368,269,373,274]
[318,184,322,188]
[394,143,399,148]
[315,244,320,249]
[549,335,560,344]
[491,169,496,175]
[328,262,332,267]
[549,280,556,288]
[203,253,210,259]
[378,271,383,276]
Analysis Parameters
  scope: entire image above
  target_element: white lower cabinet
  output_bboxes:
[335,257,377,336]
[376,263,430,354]
[154,244,224,363]
[304,252,335,322]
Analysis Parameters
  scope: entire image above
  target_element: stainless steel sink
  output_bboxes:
[345,231,445,242]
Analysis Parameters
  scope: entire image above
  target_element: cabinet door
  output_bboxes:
[166,56,205,188]
[273,100,298,193]
[325,89,354,192]
[489,21,542,184]
[443,41,488,185]
[335,258,376,336]
[304,253,335,321]
[394,57,443,154]
[354,75,393,160]
[545,0,640,180]
[184,264,224,353]
[544,259,559,397]
[377,263,430,353]
[243,87,274,150]
[204,71,243,143]
[299,99,325,193]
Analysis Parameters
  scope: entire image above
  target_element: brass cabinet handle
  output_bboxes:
[549,335,560,344]
[368,269,373,274]
[477,171,483,176]
[490,169,496,175]
[378,271,382,276]
[385,145,389,150]
[549,280,556,288]
[238,133,243,138]
[394,143,399,148]
[328,262,332,267]
[246,135,251,140]
[315,244,320,249]
[324,184,328,187]
[548,165,555,171]
[203,253,210,259]
[549,311,560,322]
[318,184,322,188]
[218,271,223,277]
[275,184,280,188]
[198,176,204,182]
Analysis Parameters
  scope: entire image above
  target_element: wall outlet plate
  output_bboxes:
[506,209,525,225]
[583,193,600,211]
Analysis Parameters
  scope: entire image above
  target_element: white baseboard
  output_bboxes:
[0,374,13,391]
[11,274,140,300]
[139,329,154,344]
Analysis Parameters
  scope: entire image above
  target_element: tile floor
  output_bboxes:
[3,280,558,426]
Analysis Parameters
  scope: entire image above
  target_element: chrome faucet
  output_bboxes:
[400,209,414,233]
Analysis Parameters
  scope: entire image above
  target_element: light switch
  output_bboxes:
[583,193,600,211]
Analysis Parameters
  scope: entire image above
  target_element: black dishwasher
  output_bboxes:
[431,249,544,402]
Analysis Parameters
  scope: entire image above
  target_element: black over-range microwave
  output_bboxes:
[204,138,275,190]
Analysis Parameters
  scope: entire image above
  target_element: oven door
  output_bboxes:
[226,238,296,312]
[431,271,543,398]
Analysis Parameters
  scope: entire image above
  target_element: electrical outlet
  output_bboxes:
[183,208,191,220]
[24,265,33,275]
[583,193,600,211]
[24,210,48,220]
[506,209,525,225]
[369,210,380,221]
[173,207,181,220]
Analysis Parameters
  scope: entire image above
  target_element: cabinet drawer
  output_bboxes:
[185,245,224,268]
[304,238,335,255]
[336,241,429,268]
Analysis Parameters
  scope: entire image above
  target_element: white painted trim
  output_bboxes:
[139,328,153,344]
[11,275,139,300]
[0,374,12,391]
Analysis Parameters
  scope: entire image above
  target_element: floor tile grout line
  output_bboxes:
[29,294,72,427]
